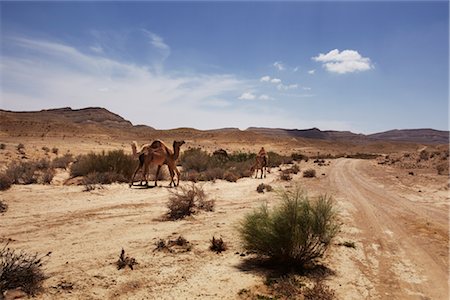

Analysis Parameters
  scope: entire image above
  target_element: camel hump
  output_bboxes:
[150,140,164,149]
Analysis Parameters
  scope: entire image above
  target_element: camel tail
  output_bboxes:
[131,141,139,158]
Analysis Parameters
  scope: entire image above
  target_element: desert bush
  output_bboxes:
[0,200,7,213]
[70,150,135,183]
[419,150,429,161]
[267,151,292,168]
[116,249,137,270]
[436,163,449,175]
[154,236,192,253]
[338,241,356,249]
[304,280,336,300]
[51,147,59,155]
[303,169,316,178]
[180,148,210,172]
[0,174,13,191]
[0,144,5,150]
[239,188,339,267]
[0,243,51,295]
[210,236,227,253]
[284,164,300,175]
[41,146,50,153]
[16,143,25,152]
[257,183,273,193]
[346,153,380,160]
[280,171,292,181]
[291,153,308,162]
[166,184,214,220]
[51,153,74,169]
[2,160,54,186]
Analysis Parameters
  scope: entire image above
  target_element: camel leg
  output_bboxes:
[154,165,161,187]
[129,162,143,187]
[175,166,181,187]
[167,165,175,187]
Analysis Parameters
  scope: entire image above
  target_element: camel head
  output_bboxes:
[173,140,185,149]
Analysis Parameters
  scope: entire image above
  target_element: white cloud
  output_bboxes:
[270,78,282,84]
[293,66,299,72]
[303,87,312,91]
[273,61,285,71]
[260,75,271,82]
[142,30,170,59]
[90,45,104,54]
[259,94,272,100]
[308,69,315,75]
[277,83,298,91]
[312,49,373,74]
[238,92,256,100]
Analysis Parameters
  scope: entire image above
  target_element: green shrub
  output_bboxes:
[70,150,135,183]
[239,188,339,267]
[267,151,292,168]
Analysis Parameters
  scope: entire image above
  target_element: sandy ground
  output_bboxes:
[0,159,448,299]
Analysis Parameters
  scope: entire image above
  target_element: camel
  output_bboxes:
[251,147,268,179]
[129,140,185,188]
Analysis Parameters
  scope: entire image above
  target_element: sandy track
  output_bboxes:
[328,159,448,299]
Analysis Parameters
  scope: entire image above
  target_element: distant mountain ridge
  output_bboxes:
[1,107,448,144]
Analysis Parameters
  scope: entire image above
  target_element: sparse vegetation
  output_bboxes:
[257,183,273,193]
[0,243,51,295]
[279,170,292,181]
[116,249,137,270]
[51,147,59,155]
[239,188,339,268]
[166,184,215,220]
[1,159,55,186]
[338,241,356,249]
[41,146,50,153]
[210,237,227,253]
[51,153,74,169]
[0,144,5,150]
[303,169,316,178]
[16,143,25,153]
[0,200,8,213]
[70,150,135,184]
[153,236,192,253]
[304,280,336,300]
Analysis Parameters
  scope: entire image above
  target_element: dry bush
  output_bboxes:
[303,169,316,178]
[0,243,51,295]
[337,241,356,249]
[2,160,54,186]
[51,147,59,155]
[436,163,449,175]
[51,153,74,169]
[419,150,429,161]
[70,150,135,184]
[280,170,292,181]
[210,237,227,253]
[0,201,8,213]
[166,184,214,220]
[0,144,5,150]
[116,249,137,270]
[257,183,273,193]
[0,174,13,191]
[304,280,335,300]
[239,188,339,268]
[291,153,308,162]
[41,146,50,153]
[16,143,25,153]
[153,236,192,253]
[267,151,293,168]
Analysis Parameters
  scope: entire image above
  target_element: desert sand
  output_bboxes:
[1,139,448,299]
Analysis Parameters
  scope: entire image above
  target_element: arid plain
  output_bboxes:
[0,108,448,299]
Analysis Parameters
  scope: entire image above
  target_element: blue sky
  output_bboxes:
[1,1,448,133]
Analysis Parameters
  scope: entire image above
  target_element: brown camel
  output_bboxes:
[250,147,268,179]
[129,140,185,187]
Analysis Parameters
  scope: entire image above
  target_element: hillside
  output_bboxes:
[1,107,448,146]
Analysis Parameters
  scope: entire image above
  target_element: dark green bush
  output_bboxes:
[70,150,135,183]
[239,188,339,267]
[267,151,292,168]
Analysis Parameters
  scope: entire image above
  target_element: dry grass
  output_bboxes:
[210,237,227,253]
[303,169,316,178]
[116,249,137,270]
[166,184,215,220]
[0,243,51,296]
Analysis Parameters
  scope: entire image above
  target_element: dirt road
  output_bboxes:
[327,159,448,299]
[1,158,448,299]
